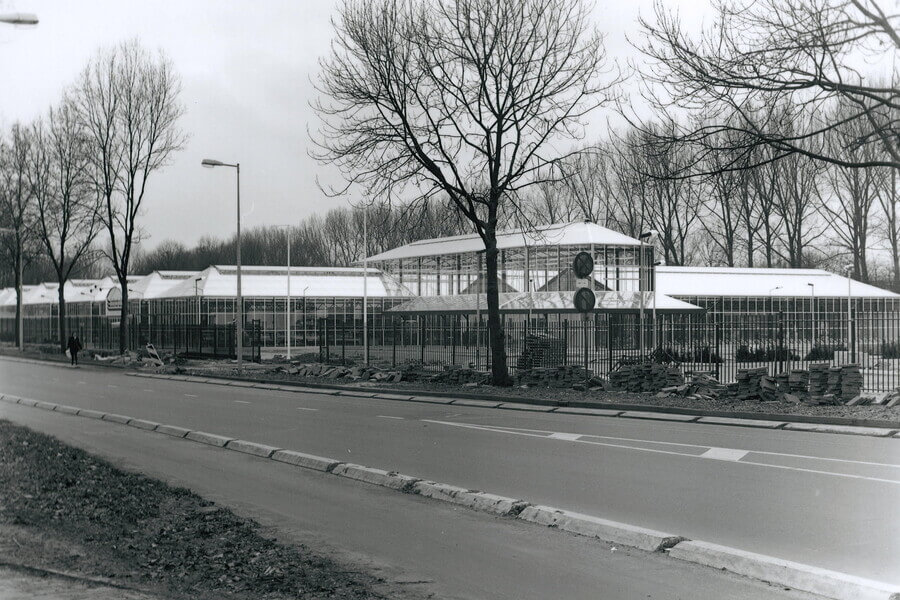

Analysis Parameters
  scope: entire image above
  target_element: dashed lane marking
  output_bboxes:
[296,407,317,412]
[184,394,198,398]
[701,447,749,461]
[549,432,582,441]
[422,419,900,485]
[142,389,155,393]
[377,415,404,420]
[107,384,118,388]
[234,400,251,404]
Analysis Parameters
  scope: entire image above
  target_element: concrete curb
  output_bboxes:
[53,405,81,416]
[155,424,190,438]
[185,431,234,448]
[668,541,900,600]
[76,409,105,419]
[6,390,899,600]
[518,505,685,552]
[412,481,527,517]
[332,463,420,492]
[101,413,131,425]
[225,439,281,458]
[122,370,900,438]
[270,450,342,472]
[127,418,161,431]
[782,423,898,437]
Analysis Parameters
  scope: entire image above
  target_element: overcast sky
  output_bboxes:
[1,0,709,252]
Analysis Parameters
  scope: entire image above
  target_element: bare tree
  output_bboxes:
[314,0,617,384]
[29,98,103,351]
[75,40,185,353]
[0,124,37,347]
[637,0,899,172]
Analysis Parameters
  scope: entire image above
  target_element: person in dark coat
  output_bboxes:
[67,335,82,366]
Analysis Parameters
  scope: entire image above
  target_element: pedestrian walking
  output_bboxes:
[67,334,82,366]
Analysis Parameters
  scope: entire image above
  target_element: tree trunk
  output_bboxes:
[14,251,22,348]
[118,277,129,354]
[483,234,510,386]
[58,282,67,352]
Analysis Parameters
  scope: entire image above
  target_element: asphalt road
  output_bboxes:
[0,397,820,600]
[1,357,898,588]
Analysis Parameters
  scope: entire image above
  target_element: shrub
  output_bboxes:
[883,342,900,359]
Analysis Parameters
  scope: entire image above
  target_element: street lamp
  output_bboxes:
[302,285,309,349]
[275,225,292,361]
[640,229,659,353]
[0,227,23,350]
[202,158,242,371]
[0,13,38,25]
[194,277,202,325]
[843,264,854,362]
[807,282,815,345]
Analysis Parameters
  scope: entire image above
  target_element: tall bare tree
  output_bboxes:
[75,40,185,353]
[29,98,103,351]
[0,124,37,348]
[637,0,899,172]
[314,0,617,384]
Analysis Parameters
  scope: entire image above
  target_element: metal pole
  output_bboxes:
[847,269,853,362]
[638,244,644,361]
[17,240,23,350]
[651,255,657,352]
[363,208,368,366]
[236,164,243,372]
[287,230,291,361]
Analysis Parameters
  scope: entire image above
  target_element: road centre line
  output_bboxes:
[701,447,749,461]
[142,389,155,393]
[234,400,251,404]
[435,420,900,469]
[184,394,198,398]
[296,407,318,411]
[378,415,404,420]
[423,420,900,484]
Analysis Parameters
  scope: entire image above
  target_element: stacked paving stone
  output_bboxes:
[428,366,491,385]
[516,335,567,370]
[608,363,684,393]
[514,365,593,388]
[826,367,843,397]
[735,367,768,400]
[840,364,863,402]
[808,363,829,397]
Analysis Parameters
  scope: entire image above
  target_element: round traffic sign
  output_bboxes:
[573,251,594,278]
[573,287,596,313]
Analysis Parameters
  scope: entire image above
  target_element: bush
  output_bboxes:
[803,344,846,361]
[883,342,900,359]
[650,346,723,364]
[736,344,799,362]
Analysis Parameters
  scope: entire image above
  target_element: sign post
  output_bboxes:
[572,252,595,384]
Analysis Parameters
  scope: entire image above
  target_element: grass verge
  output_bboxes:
[0,419,400,600]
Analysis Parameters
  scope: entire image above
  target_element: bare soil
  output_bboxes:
[0,420,419,600]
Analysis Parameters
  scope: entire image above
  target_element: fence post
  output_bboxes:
[778,310,785,374]
[341,319,346,364]
[392,318,397,367]
[583,316,589,383]
[563,320,568,366]
[451,316,457,365]
[606,316,613,376]
[419,316,425,365]
[714,320,722,381]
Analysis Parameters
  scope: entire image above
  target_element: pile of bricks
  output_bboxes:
[514,365,595,389]
[608,363,684,393]
[277,363,409,383]
[660,372,727,401]
[427,365,491,385]
[735,367,768,400]
[516,335,567,370]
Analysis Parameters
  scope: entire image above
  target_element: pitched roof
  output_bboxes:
[366,221,642,262]
[656,266,899,299]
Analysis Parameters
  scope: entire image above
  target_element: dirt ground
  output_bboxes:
[0,420,421,600]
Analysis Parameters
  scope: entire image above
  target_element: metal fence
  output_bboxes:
[318,311,900,392]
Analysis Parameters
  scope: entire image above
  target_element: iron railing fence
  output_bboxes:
[318,312,900,392]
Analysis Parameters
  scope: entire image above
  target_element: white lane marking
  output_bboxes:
[422,420,900,485]
[430,420,900,469]
[296,407,318,412]
[77,381,86,385]
[142,389,154,393]
[378,415,404,420]
[549,432,582,441]
[184,394,198,398]
[107,384,118,388]
[234,400,251,404]
[702,447,749,461]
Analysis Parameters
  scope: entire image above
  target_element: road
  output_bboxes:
[1,357,898,592]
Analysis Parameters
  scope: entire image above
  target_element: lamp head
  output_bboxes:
[201,159,224,168]
[0,13,38,25]
[639,229,659,240]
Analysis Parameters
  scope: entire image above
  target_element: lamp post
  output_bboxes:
[0,227,23,350]
[844,264,854,362]
[363,208,368,366]
[275,225,292,361]
[807,282,815,345]
[639,230,659,353]
[202,158,242,372]
[302,285,309,349]
[194,277,202,324]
